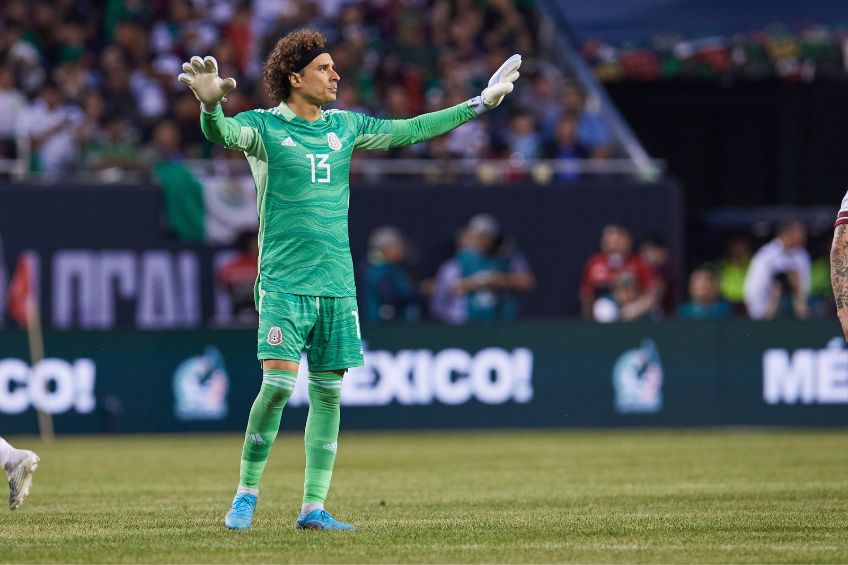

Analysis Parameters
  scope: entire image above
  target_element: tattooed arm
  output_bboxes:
[831,224,848,339]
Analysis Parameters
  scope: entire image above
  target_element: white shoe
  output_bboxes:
[8,451,39,510]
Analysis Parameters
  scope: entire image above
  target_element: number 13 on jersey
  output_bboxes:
[307,154,331,183]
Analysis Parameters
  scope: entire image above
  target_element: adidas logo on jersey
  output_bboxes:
[281,137,296,147]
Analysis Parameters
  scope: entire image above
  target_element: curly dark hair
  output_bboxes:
[263,29,328,103]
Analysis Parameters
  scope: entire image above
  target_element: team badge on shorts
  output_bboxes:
[327,132,342,150]
[267,326,283,346]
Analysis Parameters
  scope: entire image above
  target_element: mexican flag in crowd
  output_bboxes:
[154,160,258,245]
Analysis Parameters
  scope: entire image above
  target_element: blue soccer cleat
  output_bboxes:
[224,493,257,530]
[296,509,355,531]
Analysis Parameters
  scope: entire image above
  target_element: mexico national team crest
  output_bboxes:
[327,132,342,150]
[267,326,283,346]
[612,339,663,414]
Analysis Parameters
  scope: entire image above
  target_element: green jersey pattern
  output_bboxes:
[201,101,476,297]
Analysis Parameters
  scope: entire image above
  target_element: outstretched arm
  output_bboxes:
[354,54,522,150]
[354,103,477,150]
[178,56,262,155]
[831,224,848,339]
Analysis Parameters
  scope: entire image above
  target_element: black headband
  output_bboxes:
[292,44,330,73]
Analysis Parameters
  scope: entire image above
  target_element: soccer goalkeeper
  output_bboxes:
[179,29,521,531]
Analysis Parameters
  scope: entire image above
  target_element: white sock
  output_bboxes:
[237,484,259,496]
[0,437,14,473]
[301,501,324,516]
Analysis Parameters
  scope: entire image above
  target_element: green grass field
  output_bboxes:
[2,429,848,563]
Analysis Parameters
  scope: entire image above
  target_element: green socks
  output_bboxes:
[238,369,297,490]
[236,369,344,508]
[302,371,343,505]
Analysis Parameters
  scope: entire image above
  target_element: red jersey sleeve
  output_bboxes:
[837,189,848,227]
[579,254,602,299]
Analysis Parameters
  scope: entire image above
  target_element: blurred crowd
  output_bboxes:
[218,213,536,325]
[0,0,615,181]
[582,24,848,83]
[360,214,536,323]
[219,216,837,326]
[219,214,835,324]
[580,221,834,324]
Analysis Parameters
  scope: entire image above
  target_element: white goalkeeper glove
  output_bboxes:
[177,56,237,111]
[468,54,522,115]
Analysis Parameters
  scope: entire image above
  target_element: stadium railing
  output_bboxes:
[535,0,660,179]
[0,156,666,185]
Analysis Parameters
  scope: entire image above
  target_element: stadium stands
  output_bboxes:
[0,0,643,182]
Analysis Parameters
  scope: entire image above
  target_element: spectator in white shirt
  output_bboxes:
[744,221,811,320]
[17,81,83,177]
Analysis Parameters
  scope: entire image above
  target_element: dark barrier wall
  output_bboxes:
[607,82,848,211]
[0,181,683,325]
[0,319,846,434]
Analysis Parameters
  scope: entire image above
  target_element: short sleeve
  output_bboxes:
[836,189,848,227]
[579,256,597,299]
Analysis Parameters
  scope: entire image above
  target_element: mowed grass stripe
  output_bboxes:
[1,430,847,563]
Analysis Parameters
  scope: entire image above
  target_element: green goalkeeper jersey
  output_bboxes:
[201,101,476,298]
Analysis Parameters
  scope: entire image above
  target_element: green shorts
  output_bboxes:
[257,289,364,371]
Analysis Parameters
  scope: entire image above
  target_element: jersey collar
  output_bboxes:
[276,101,325,122]
[276,102,298,121]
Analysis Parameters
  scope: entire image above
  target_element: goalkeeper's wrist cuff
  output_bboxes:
[467,96,488,116]
[201,102,221,113]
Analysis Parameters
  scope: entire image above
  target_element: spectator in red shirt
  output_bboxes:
[217,230,259,325]
[580,224,658,321]
[639,234,677,319]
